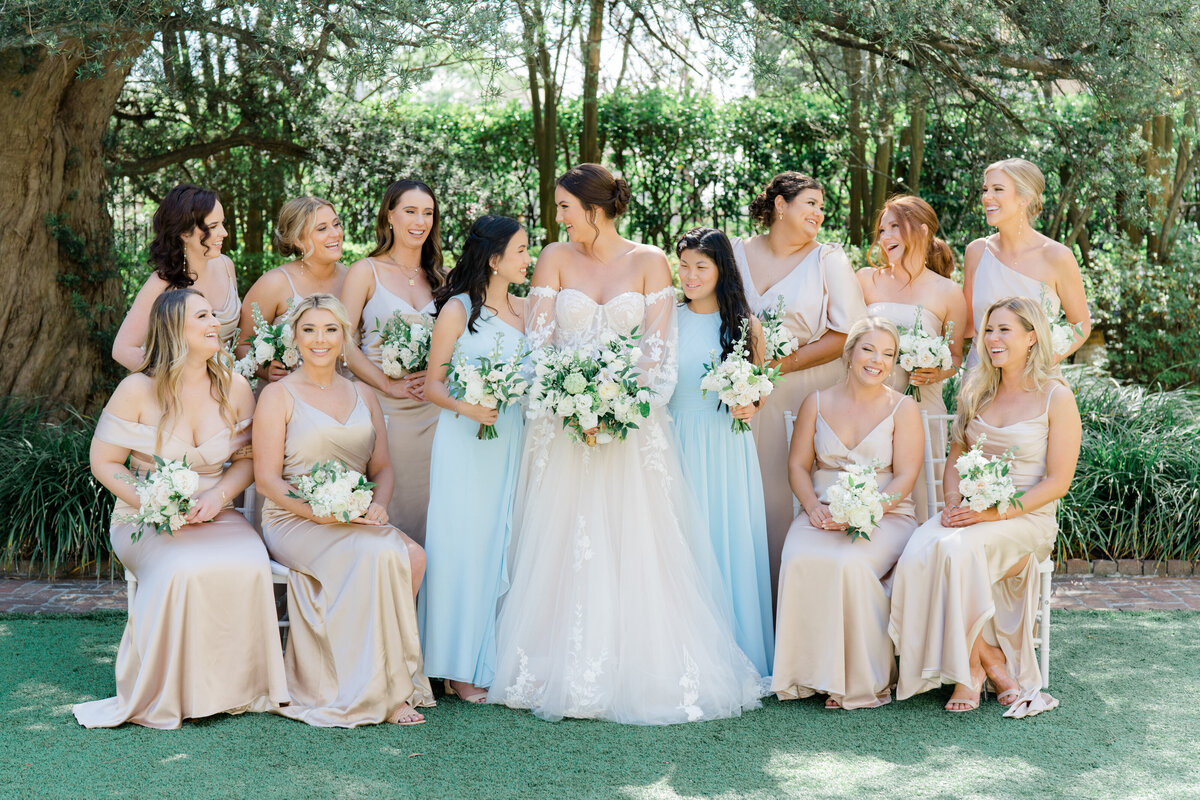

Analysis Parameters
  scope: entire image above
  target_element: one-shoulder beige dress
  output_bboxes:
[357,259,439,546]
[966,247,1060,369]
[212,264,243,347]
[261,383,433,726]
[73,413,289,729]
[772,392,917,709]
[868,301,949,522]
[889,385,1063,718]
[733,240,867,602]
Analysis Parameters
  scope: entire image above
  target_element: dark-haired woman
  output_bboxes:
[342,180,444,545]
[113,185,240,371]
[858,195,966,522]
[737,172,867,603]
[668,227,773,677]
[419,216,529,705]
[489,164,762,725]
[76,289,288,728]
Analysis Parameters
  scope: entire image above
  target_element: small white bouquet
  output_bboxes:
[287,460,377,523]
[376,312,434,378]
[699,319,782,433]
[447,334,530,440]
[1039,287,1083,357]
[954,435,1025,515]
[119,456,200,541]
[527,330,652,446]
[826,462,899,543]
[758,295,799,361]
[233,302,299,386]
[897,307,954,402]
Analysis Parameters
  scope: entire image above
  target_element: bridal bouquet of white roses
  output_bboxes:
[447,334,530,440]
[527,330,652,446]
[1038,287,1083,357]
[233,302,299,386]
[119,456,200,541]
[758,296,799,361]
[287,460,376,523]
[897,307,954,402]
[699,319,782,433]
[826,462,899,543]
[376,312,434,377]
[954,435,1024,515]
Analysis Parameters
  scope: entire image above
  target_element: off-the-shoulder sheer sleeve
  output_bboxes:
[821,244,868,335]
[525,286,559,352]
[637,287,679,407]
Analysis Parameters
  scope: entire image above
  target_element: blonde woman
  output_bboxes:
[964,159,1090,367]
[773,317,922,710]
[254,294,433,727]
[237,196,348,385]
[75,289,287,728]
[889,296,1081,717]
[735,171,868,602]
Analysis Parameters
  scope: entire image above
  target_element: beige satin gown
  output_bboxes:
[261,383,433,726]
[868,301,949,522]
[889,384,1064,718]
[733,240,868,602]
[73,413,289,729]
[772,392,917,709]
[212,265,243,347]
[966,247,1060,369]
[357,259,439,546]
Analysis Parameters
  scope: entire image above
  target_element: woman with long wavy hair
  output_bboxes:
[75,288,288,728]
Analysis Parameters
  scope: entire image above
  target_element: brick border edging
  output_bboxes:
[1063,558,1197,577]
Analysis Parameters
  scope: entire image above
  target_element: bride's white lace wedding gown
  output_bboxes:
[487,285,764,724]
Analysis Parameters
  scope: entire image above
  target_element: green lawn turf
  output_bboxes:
[1,610,1196,800]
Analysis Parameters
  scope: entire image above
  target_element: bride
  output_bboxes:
[488,164,763,724]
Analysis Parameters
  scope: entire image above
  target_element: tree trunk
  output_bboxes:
[579,0,604,164]
[0,40,146,411]
[907,95,926,192]
[520,0,560,244]
[843,48,866,247]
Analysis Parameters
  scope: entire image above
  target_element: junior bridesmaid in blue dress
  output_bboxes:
[669,227,774,676]
[421,215,530,704]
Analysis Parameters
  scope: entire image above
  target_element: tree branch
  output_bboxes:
[112,135,312,176]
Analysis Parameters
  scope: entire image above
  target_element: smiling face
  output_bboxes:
[982,306,1036,369]
[877,209,906,266]
[554,186,597,245]
[776,188,825,240]
[981,169,1027,228]
[181,200,227,263]
[677,248,720,304]
[183,293,221,359]
[847,329,896,386]
[388,189,436,251]
[491,229,531,284]
[304,205,344,265]
[294,307,345,366]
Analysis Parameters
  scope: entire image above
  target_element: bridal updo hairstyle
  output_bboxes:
[273,196,337,260]
[148,184,220,288]
[866,195,955,280]
[986,158,1046,224]
[556,164,631,230]
[749,172,824,228]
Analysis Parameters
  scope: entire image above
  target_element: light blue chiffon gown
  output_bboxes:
[668,304,774,676]
[419,294,525,688]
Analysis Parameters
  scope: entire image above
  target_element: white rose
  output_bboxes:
[848,506,873,532]
[171,468,199,497]
[594,431,613,445]
[254,341,275,364]
[282,346,300,367]
[578,411,599,430]
[597,381,620,401]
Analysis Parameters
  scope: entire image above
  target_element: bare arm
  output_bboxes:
[361,388,395,513]
[787,392,824,522]
[251,382,319,520]
[1050,244,1092,359]
[112,275,169,371]
[879,396,924,512]
[778,330,847,374]
[961,238,985,341]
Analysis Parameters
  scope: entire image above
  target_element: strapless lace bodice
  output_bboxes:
[552,289,647,349]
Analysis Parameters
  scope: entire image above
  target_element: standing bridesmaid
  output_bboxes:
[254,294,433,727]
[342,180,444,546]
[858,195,966,521]
[420,215,529,704]
[669,227,774,677]
[76,289,287,728]
[772,317,922,710]
[964,158,1090,367]
[113,184,240,370]
[889,296,1081,717]
[735,171,868,600]
[238,196,348,385]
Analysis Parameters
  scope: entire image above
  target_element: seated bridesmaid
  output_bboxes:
[420,215,529,704]
[889,296,1081,717]
[254,294,433,727]
[668,226,774,678]
[112,185,240,371]
[773,317,923,709]
[75,288,288,728]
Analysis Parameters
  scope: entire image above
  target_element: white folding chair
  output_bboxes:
[920,410,1053,688]
[783,410,800,516]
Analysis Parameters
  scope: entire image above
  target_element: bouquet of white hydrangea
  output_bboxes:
[826,462,899,542]
[698,319,781,433]
[287,460,376,523]
[897,307,954,402]
[758,295,799,361]
[119,456,200,541]
[527,330,651,446]
[954,435,1024,516]
[447,334,530,440]
[233,302,299,386]
[376,312,434,378]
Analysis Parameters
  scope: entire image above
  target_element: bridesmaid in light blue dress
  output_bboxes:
[420,215,530,704]
[669,227,774,676]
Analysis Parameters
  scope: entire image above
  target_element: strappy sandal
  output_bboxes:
[389,705,426,726]
[945,685,984,712]
[444,679,488,704]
